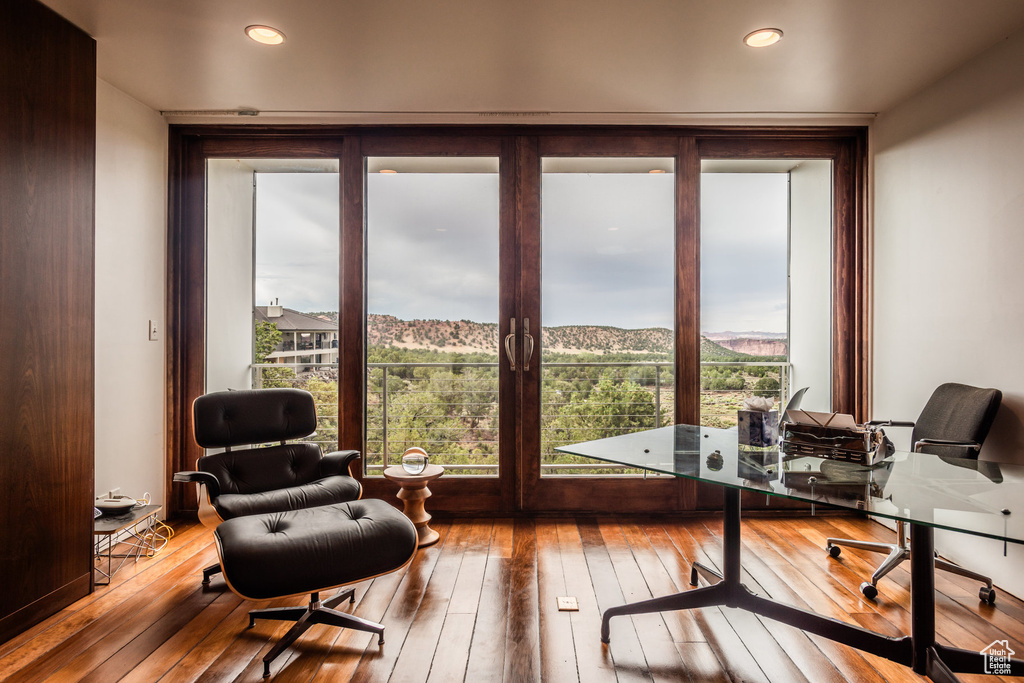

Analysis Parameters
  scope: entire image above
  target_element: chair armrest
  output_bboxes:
[866,420,916,428]
[913,438,981,454]
[173,471,221,500]
[320,450,362,478]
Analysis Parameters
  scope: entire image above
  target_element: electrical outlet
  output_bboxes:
[149,319,160,341]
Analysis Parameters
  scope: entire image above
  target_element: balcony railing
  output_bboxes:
[252,360,790,477]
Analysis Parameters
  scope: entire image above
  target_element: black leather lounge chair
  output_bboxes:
[173,388,363,585]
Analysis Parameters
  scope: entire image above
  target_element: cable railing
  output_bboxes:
[252,360,790,477]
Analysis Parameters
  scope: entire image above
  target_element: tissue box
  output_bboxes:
[738,409,778,447]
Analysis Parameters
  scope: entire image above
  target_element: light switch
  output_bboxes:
[149,319,160,341]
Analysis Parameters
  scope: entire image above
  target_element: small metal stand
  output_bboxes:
[93,504,162,586]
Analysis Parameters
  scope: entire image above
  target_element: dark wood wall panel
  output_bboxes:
[0,0,96,643]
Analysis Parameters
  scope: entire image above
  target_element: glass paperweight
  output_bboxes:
[401,447,429,475]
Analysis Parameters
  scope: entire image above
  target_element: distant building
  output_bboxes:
[255,305,338,368]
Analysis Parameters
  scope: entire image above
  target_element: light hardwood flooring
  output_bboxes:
[0,515,1021,682]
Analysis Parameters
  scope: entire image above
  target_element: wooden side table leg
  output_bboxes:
[397,484,439,547]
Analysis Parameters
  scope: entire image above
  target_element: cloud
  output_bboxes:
[253,170,795,334]
[255,173,340,312]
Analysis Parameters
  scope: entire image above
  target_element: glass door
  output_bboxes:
[518,138,695,511]
[364,156,501,475]
[699,159,834,424]
[539,157,677,472]
[357,145,514,512]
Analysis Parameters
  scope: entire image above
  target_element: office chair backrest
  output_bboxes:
[193,388,324,496]
[912,383,1002,459]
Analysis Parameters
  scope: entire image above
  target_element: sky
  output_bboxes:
[255,170,791,333]
[255,173,340,312]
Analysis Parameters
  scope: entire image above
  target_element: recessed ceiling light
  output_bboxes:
[649,169,667,174]
[379,169,398,174]
[744,28,783,48]
[246,25,286,45]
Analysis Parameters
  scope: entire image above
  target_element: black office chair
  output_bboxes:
[174,388,363,585]
[825,382,1002,602]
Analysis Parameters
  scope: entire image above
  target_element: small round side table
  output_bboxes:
[383,463,444,547]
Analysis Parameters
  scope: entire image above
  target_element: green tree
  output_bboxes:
[254,320,282,362]
[753,376,780,398]
[259,366,297,389]
[548,379,656,445]
[304,377,339,451]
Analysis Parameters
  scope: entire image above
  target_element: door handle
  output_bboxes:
[523,318,535,371]
[504,318,516,371]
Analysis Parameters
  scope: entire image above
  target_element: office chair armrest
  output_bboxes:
[866,420,916,428]
[913,438,981,454]
[173,471,221,499]
[320,450,362,478]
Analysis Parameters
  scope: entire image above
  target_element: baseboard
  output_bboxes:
[0,574,91,645]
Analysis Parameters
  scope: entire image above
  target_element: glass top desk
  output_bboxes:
[557,424,1024,682]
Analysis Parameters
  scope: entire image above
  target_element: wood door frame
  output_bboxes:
[350,135,516,513]
[695,135,867,418]
[165,125,867,518]
[517,135,696,512]
[693,135,868,510]
[165,133,345,517]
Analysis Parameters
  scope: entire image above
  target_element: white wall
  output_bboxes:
[789,160,833,410]
[873,28,1024,596]
[206,160,256,393]
[94,80,168,504]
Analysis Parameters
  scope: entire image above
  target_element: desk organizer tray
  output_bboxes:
[780,422,893,466]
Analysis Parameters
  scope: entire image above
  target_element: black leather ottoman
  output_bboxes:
[214,499,418,677]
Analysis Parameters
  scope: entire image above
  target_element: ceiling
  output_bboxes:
[43,0,1024,124]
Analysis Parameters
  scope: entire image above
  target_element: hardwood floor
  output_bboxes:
[0,515,1021,682]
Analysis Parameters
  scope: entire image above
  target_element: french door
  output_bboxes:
[517,137,698,511]
[350,136,517,512]
[167,128,866,518]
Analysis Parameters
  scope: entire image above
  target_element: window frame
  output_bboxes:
[166,126,867,518]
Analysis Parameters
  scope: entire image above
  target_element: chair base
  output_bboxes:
[202,562,222,585]
[826,522,994,603]
[248,589,377,678]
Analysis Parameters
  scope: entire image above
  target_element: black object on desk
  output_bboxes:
[556,424,1024,682]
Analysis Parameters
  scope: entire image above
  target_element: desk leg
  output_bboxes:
[600,490,1024,681]
[910,524,936,676]
[601,487,911,666]
[908,523,1024,680]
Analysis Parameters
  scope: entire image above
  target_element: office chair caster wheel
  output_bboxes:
[828,545,842,559]
[860,582,878,600]
[980,586,996,605]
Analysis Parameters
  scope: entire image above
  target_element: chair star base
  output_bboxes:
[249,589,379,678]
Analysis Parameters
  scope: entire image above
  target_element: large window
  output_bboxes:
[170,130,866,517]
[205,159,340,452]
[699,160,834,426]
[364,157,501,475]
[540,157,676,475]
